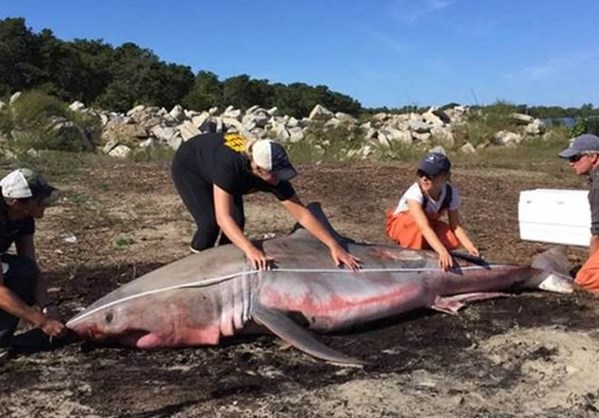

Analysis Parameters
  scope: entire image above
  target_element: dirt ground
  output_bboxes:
[2,156,599,418]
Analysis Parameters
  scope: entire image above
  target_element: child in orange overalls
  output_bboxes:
[386,152,479,271]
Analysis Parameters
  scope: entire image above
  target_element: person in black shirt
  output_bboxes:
[171,133,361,271]
[0,168,66,357]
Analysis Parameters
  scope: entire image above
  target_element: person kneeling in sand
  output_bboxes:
[0,168,66,359]
[558,134,599,293]
[385,152,479,271]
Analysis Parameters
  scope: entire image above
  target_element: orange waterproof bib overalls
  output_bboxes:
[575,250,599,292]
[386,184,459,250]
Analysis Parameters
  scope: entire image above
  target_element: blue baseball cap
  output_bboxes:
[559,134,599,159]
[417,152,451,178]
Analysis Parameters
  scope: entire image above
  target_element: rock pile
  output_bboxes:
[1,92,550,159]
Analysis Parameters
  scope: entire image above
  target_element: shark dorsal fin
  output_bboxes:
[288,202,355,245]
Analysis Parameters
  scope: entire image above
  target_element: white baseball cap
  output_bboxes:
[0,168,59,205]
[251,140,298,181]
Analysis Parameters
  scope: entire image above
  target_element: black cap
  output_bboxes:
[417,152,451,178]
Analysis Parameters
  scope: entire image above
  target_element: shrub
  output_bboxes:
[10,90,70,130]
[465,101,521,146]
[586,117,599,136]
[569,118,587,138]
[286,123,363,163]
[3,90,97,152]
[129,146,175,162]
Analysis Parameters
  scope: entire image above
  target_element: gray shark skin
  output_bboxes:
[67,204,573,365]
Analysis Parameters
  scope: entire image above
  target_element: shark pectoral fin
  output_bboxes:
[432,292,510,314]
[252,305,366,366]
[432,296,464,315]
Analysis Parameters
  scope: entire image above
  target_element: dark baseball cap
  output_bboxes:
[0,168,59,205]
[417,152,451,178]
[252,140,298,181]
[559,134,599,158]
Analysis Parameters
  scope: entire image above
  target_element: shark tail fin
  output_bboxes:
[530,246,574,294]
[253,304,366,366]
[531,246,570,276]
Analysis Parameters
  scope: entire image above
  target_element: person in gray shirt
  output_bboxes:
[559,134,599,292]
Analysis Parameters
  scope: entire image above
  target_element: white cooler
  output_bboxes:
[518,189,590,247]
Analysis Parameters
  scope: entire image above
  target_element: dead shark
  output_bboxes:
[67,204,573,365]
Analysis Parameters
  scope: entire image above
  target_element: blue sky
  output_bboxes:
[2,0,598,109]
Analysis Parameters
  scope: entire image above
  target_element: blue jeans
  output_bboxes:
[0,254,39,348]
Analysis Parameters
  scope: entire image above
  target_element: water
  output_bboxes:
[541,117,576,128]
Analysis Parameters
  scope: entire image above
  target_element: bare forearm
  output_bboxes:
[0,286,46,327]
[296,211,338,249]
[421,226,449,256]
[453,226,475,250]
[217,215,255,253]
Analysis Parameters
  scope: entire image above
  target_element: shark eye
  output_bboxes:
[105,312,114,324]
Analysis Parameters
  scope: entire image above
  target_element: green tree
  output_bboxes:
[0,18,45,95]
[154,63,194,110]
[182,70,223,110]
[95,43,161,111]
[70,39,115,105]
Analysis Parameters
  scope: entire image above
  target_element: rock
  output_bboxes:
[100,113,110,127]
[460,142,477,153]
[126,105,145,116]
[423,108,445,127]
[167,135,183,151]
[384,128,412,145]
[191,112,210,129]
[69,101,86,112]
[432,108,451,124]
[288,127,304,143]
[363,127,377,141]
[222,117,244,133]
[178,121,201,141]
[428,145,447,155]
[108,144,132,158]
[274,125,290,141]
[412,132,431,142]
[9,92,21,104]
[372,112,388,122]
[285,117,298,128]
[168,105,185,122]
[494,130,522,146]
[309,104,334,120]
[222,106,242,120]
[512,113,534,124]
[525,119,546,135]
[150,125,176,142]
[377,132,391,147]
[408,120,432,133]
[431,126,454,148]
[102,139,119,154]
[139,138,157,149]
